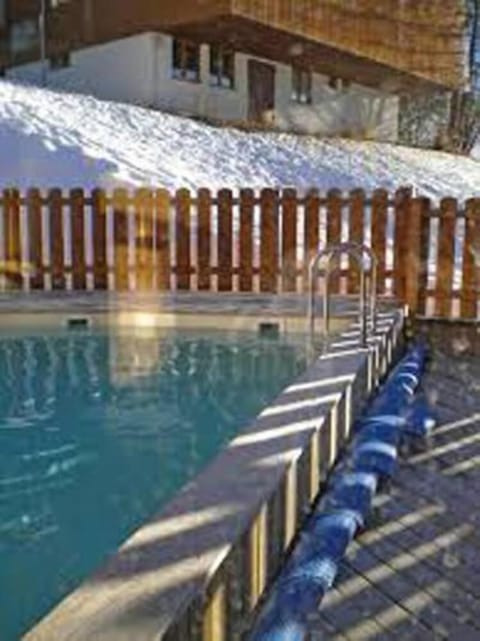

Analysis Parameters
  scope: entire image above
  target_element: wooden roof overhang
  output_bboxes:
[169,15,453,94]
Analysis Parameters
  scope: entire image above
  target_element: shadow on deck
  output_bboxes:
[309,323,480,640]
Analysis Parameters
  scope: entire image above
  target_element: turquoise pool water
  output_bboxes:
[0,327,308,641]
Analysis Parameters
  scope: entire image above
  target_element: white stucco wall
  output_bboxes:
[6,32,399,142]
[273,62,399,141]
[7,33,156,106]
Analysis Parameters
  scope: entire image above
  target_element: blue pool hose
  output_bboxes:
[250,342,435,641]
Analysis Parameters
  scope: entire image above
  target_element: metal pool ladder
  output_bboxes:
[308,242,378,348]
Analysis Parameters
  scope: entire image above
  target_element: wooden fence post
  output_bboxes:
[155,189,171,291]
[217,189,233,292]
[303,189,319,292]
[134,188,154,291]
[49,188,65,290]
[113,188,129,291]
[239,189,254,292]
[260,189,278,293]
[371,189,388,296]
[27,188,44,290]
[175,189,191,291]
[3,189,22,290]
[461,199,480,319]
[404,197,430,316]
[347,188,365,294]
[393,186,412,301]
[92,188,108,290]
[70,188,86,290]
[435,197,456,318]
[281,188,297,293]
[326,189,342,294]
[197,188,212,291]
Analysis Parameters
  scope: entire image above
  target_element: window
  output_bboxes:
[291,68,312,104]
[10,20,38,55]
[50,52,71,70]
[172,38,200,82]
[210,45,234,89]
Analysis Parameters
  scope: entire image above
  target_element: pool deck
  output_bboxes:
[308,329,480,641]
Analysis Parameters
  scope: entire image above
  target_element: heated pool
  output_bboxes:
[0,327,308,641]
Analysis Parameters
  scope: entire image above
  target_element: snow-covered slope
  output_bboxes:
[1,80,479,200]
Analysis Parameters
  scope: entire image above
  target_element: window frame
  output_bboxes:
[291,67,312,105]
[172,38,201,83]
[209,44,235,90]
[9,19,39,56]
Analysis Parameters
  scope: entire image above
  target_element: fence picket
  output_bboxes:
[303,190,320,292]
[113,188,129,291]
[461,199,480,319]
[435,198,457,318]
[326,189,342,294]
[404,198,430,316]
[260,189,278,293]
[393,187,412,300]
[197,189,211,291]
[218,189,233,292]
[49,188,65,290]
[348,189,365,294]
[155,189,170,291]
[239,189,254,292]
[281,189,297,293]
[27,188,44,290]
[371,189,388,295]
[92,188,108,290]
[134,189,154,291]
[176,189,191,291]
[70,188,86,290]
[3,189,22,290]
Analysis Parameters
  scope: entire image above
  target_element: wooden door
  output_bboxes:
[248,59,276,124]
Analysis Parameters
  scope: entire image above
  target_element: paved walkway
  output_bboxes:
[308,339,480,640]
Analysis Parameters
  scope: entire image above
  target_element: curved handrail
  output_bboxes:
[308,242,377,348]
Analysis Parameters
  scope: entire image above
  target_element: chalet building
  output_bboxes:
[0,1,468,144]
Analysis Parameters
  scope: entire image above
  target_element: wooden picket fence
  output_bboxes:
[0,187,479,320]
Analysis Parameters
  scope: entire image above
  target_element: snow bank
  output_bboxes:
[1,79,480,200]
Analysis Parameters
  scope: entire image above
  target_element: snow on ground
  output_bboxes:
[1,79,480,200]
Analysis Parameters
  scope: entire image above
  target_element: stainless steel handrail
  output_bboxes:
[308,242,377,348]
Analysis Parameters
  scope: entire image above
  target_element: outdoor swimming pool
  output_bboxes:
[0,327,308,641]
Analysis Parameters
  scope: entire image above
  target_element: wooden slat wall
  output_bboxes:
[0,188,477,321]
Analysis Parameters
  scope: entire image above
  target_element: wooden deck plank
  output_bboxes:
[311,344,480,640]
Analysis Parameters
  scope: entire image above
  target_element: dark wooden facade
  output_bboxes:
[0,0,467,92]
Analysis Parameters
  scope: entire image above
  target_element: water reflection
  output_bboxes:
[0,327,306,641]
